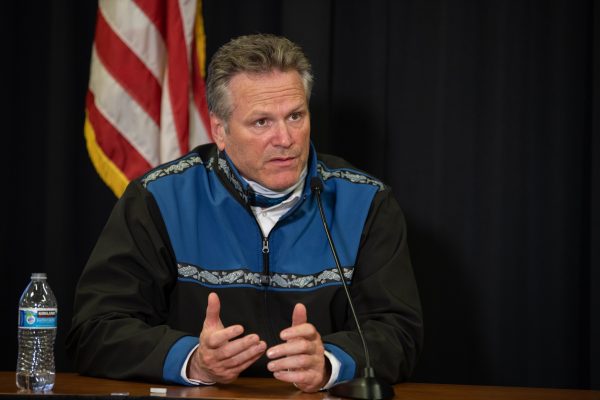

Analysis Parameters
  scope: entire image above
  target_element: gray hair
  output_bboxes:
[206,34,313,122]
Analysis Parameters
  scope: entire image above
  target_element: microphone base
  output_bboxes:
[328,376,395,400]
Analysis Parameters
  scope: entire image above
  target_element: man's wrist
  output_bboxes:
[182,346,216,385]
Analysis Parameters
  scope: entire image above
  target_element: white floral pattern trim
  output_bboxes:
[141,155,204,188]
[178,263,354,289]
[317,163,385,192]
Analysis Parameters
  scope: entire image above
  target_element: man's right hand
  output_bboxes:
[187,292,267,383]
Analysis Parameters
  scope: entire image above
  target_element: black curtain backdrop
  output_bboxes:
[1,0,598,390]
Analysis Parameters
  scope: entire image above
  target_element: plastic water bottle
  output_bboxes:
[16,273,57,391]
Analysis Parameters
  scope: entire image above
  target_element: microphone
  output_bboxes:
[310,177,394,400]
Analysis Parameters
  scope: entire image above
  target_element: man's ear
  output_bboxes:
[210,113,226,151]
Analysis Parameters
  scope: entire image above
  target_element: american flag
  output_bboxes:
[84,0,212,197]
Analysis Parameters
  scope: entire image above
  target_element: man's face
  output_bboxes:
[211,70,311,191]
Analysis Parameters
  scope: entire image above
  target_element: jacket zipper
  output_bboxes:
[261,236,270,285]
[260,234,279,347]
[246,193,310,347]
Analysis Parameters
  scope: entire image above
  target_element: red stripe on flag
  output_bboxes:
[191,43,213,142]
[95,11,162,126]
[86,91,152,180]
[86,0,212,196]
[133,0,166,39]
[165,0,191,155]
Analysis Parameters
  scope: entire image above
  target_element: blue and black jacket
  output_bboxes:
[67,143,423,386]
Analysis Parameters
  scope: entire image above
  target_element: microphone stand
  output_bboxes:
[311,178,394,400]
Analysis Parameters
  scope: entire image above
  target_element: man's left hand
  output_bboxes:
[266,303,330,392]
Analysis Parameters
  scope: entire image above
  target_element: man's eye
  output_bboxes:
[254,118,268,127]
[289,112,302,121]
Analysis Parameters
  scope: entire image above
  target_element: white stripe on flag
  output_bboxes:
[89,47,160,167]
[159,72,181,163]
[99,0,167,82]
[178,0,197,63]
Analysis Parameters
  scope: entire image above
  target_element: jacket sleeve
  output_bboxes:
[65,181,195,383]
[322,187,423,384]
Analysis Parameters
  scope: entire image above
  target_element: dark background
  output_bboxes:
[1,0,598,390]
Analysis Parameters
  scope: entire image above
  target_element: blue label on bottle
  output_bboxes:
[18,308,57,329]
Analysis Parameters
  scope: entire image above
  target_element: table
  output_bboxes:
[0,372,598,399]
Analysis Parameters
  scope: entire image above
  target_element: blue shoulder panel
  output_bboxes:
[145,154,263,274]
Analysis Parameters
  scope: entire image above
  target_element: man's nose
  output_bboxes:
[271,120,292,147]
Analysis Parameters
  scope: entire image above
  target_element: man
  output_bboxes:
[67,34,423,393]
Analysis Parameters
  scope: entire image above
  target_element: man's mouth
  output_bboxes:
[270,156,295,164]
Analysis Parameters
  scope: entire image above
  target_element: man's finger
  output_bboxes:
[278,304,310,343]
[220,340,267,368]
[203,325,245,348]
[267,338,315,360]
[209,332,259,357]
[292,303,307,327]
[268,351,316,372]
[204,292,221,328]
[272,367,308,383]
[229,346,268,376]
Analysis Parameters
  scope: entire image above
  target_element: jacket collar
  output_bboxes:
[215,142,318,207]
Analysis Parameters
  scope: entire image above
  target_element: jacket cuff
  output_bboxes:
[323,343,356,383]
[163,336,198,385]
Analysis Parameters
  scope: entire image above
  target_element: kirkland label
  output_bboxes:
[18,308,57,329]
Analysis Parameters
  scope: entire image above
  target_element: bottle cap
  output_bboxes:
[31,273,47,280]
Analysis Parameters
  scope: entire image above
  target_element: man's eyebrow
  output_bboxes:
[244,110,272,119]
[245,103,307,119]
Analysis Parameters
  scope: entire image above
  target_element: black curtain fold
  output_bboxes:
[590,0,600,389]
[1,0,597,390]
